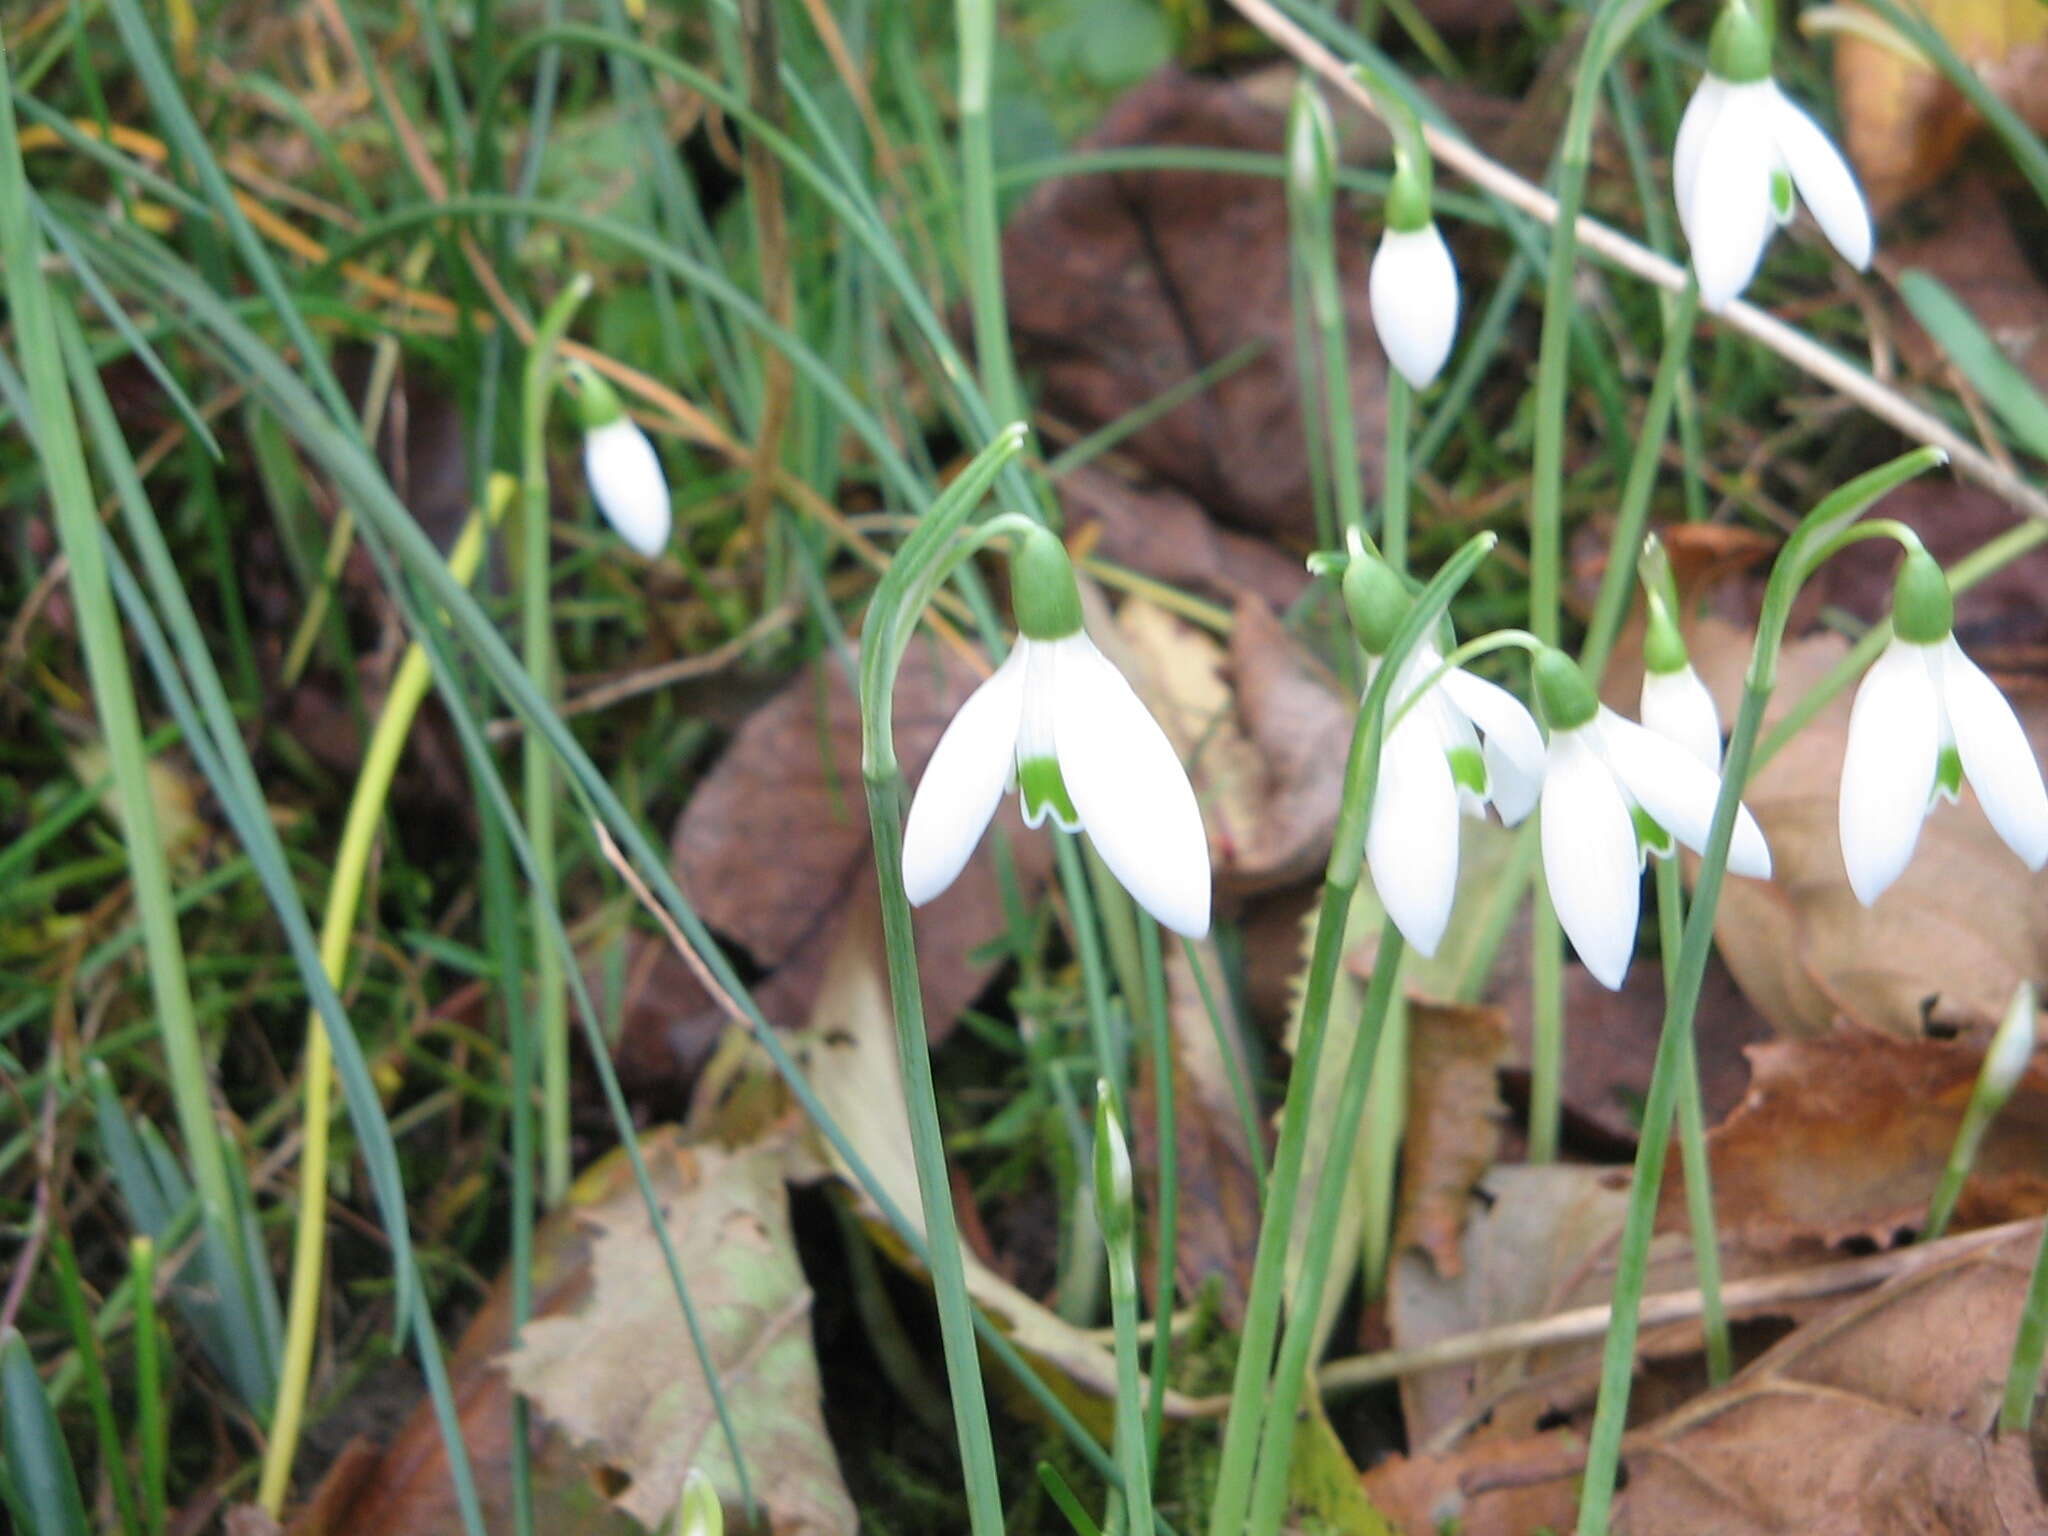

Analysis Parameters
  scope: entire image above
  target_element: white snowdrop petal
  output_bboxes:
[1540,730,1642,991]
[1939,637,2048,870]
[1598,711,1771,879]
[1641,664,1723,771]
[1053,635,1213,938]
[1438,667,1546,823]
[1767,84,1874,270]
[1367,711,1462,957]
[1687,89,1778,311]
[1370,224,1460,390]
[1673,75,1732,245]
[1838,639,1941,905]
[900,646,1029,906]
[583,418,672,556]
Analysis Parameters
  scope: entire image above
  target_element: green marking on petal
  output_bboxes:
[1935,744,1964,803]
[1019,755,1079,830]
[1770,167,1795,224]
[1448,745,1488,799]
[1633,805,1674,863]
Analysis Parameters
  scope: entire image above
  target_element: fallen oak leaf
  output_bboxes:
[1394,1000,1513,1280]
[1657,1030,2048,1253]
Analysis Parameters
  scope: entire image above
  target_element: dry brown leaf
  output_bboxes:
[1003,67,1386,542]
[1395,1001,1513,1279]
[286,1132,844,1536]
[1059,464,1309,614]
[1361,1429,1582,1536]
[670,633,1051,1044]
[502,1136,855,1535]
[1657,1031,2048,1253]
[1833,0,2048,211]
[1614,1225,2048,1534]
[1105,593,1351,898]
[1889,177,2048,406]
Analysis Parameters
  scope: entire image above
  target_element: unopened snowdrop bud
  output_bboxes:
[1093,1080,1135,1245]
[1535,646,1771,989]
[675,1469,722,1536]
[1286,79,1339,224]
[1674,0,1873,311]
[901,526,1212,937]
[1839,545,2048,904]
[571,365,671,556]
[1986,981,2039,1104]
[1343,550,1410,657]
[1640,594,1724,770]
[1369,154,1459,389]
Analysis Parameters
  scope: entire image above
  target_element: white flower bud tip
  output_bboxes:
[583,417,672,557]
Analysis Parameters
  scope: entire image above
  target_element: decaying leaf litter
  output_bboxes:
[10,1,2048,1534]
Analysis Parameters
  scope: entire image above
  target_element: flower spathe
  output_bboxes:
[1838,633,2048,905]
[1673,6,1872,312]
[1366,644,1544,957]
[902,529,1210,937]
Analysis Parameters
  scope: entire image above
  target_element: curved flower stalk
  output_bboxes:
[1840,545,2048,904]
[569,362,672,556]
[901,525,1212,938]
[1534,649,1771,990]
[1675,0,1873,311]
[1345,556,1542,955]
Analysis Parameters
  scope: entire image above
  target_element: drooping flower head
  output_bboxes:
[1839,545,2048,905]
[1369,146,1459,390]
[1674,0,1873,311]
[1534,647,1771,989]
[570,364,671,557]
[901,527,1212,937]
[1346,555,1543,956]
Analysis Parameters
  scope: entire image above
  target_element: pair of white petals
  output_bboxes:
[1674,75,1873,312]
[1369,224,1460,390]
[583,417,673,557]
[1366,648,1544,958]
[1840,634,2048,905]
[901,632,1212,939]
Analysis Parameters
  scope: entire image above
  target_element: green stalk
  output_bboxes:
[1181,936,1267,1198]
[1244,922,1407,1536]
[1060,835,1127,1110]
[1382,373,1411,571]
[865,789,1008,1534]
[1527,886,1565,1164]
[2001,1220,2048,1434]
[258,480,513,1515]
[1306,211,1368,545]
[1654,855,1731,1384]
[1357,994,1406,1301]
[956,0,1020,426]
[0,39,258,1374]
[1926,984,2035,1244]
[1096,1085,1154,1536]
[519,275,594,1207]
[48,1232,142,1536]
[1576,448,1948,1533]
[131,1237,165,1536]
[1141,915,1178,1460]
[1207,533,1497,1536]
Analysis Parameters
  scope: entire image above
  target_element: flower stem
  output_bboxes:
[1382,372,1412,571]
[1141,916,1179,1460]
[518,274,593,1207]
[259,481,513,1515]
[865,780,1008,1535]
[2001,1220,2048,1434]
[1654,854,1731,1385]
[1098,1088,1156,1536]
[1206,533,1497,1536]
[1244,922,1407,1536]
[1528,886,1565,1164]
[1576,681,1766,1533]
[956,0,1020,428]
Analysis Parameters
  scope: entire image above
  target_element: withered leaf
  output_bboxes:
[1395,1001,1513,1279]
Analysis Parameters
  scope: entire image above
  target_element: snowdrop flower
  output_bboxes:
[1674,0,1873,312]
[571,365,671,556]
[1344,558,1543,956]
[1369,154,1459,390]
[1534,648,1771,989]
[902,527,1211,938]
[1839,546,2048,905]
[1639,593,1724,770]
